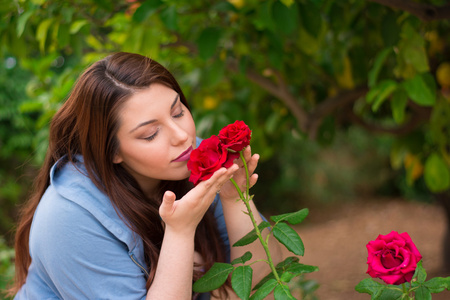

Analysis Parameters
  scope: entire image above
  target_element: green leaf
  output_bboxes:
[398,22,429,73]
[367,80,398,112]
[299,1,322,37]
[285,262,319,275]
[273,283,295,299]
[272,223,304,256]
[231,265,253,300]
[193,263,234,293]
[415,286,432,300]
[390,89,408,124]
[132,0,162,22]
[378,287,404,300]
[273,0,298,35]
[424,277,450,293]
[403,73,436,106]
[69,20,88,34]
[381,10,400,47]
[233,221,271,247]
[368,48,392,88]
[253,257,299,291]
[280,271,295,283]
[249,279,277,300]
[196,27,222,60]
[36,18,53,53]
[17,10,33,38]
[413,260,427,283]
[355,278,385,296]
[231,251,253,265]
[280,0,294,7]
[159,5,178,31]
[424,153,450,192]
[252,1,275,31]
[270,208,309,225]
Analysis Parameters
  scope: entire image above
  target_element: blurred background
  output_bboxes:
[1,0,450,298]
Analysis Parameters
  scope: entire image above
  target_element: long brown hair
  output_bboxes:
[11,52,227,296]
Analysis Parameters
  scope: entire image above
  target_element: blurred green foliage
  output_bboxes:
[1,0,450,233]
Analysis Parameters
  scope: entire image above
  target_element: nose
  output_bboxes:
[169,121,189,145]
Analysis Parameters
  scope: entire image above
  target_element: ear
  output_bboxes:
[113,152,123,164]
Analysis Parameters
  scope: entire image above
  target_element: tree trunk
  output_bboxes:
[436,191,450,273]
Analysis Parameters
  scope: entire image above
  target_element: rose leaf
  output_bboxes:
[355,278,385,296]
[231,265,253,300]
[249,279,277,300]
[413,260,427,283]
[193,263,234,293]
[231,251,253,265]
[270,208,309,225]
[273,283,296,300]
[414,286,432,300]
[272,223,305,256]
[233,221,271,247]
[424,277,450,293]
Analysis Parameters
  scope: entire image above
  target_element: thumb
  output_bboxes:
[159,191,176,218]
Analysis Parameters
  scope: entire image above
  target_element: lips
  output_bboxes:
[172,146,193,162]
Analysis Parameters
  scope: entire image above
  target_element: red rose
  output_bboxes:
[366,231,422,285]
[187,135,239,186]
[218,120,252,152]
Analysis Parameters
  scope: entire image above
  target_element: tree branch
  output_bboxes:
[347,102,431,136]
[227,60,309,132]
[369,0,450,21]
[307,87,368,139]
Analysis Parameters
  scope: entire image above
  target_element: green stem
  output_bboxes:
[401,283,413,300]
[239,151,250,199]
[229,150,281,283]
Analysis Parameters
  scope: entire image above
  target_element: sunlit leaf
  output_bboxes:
[368,48,392,88]
[424,153,450,192]
[403,73,436,106]
[36,19,53,53]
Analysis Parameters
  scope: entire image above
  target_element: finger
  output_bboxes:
[249,173,259,188]
[246,153,260,174]
[243,146,252,163]
[213,165,239,190]
[159,191,176,218]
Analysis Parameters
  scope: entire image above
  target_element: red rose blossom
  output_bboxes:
[187,135,239,186]
[366,231,422,285]
[218,120,252,152]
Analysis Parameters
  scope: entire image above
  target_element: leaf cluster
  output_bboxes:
[193,208,318,299]
[355,261,450,299]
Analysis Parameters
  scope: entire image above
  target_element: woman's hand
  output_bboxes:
[159,164,239,234]
[219,146,259,203]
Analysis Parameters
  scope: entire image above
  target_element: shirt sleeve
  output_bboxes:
[28,191,147,300]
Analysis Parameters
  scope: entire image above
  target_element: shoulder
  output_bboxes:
[40,156,140,249]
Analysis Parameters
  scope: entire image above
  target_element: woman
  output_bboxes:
[11,52,282,299]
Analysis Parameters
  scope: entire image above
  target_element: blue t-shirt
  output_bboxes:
[15,153,230,300]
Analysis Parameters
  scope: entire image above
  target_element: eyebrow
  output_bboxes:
[129,94,180,134]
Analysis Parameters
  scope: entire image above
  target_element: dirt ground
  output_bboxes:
[287,197,450,300]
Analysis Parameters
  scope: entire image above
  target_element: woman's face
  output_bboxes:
[114,83,196,195]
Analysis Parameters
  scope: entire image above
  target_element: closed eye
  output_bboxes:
[173,110,185,118]
[144,128,159,141]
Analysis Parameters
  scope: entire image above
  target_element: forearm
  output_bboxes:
[146,229,195,300]
[222,199,283,285]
